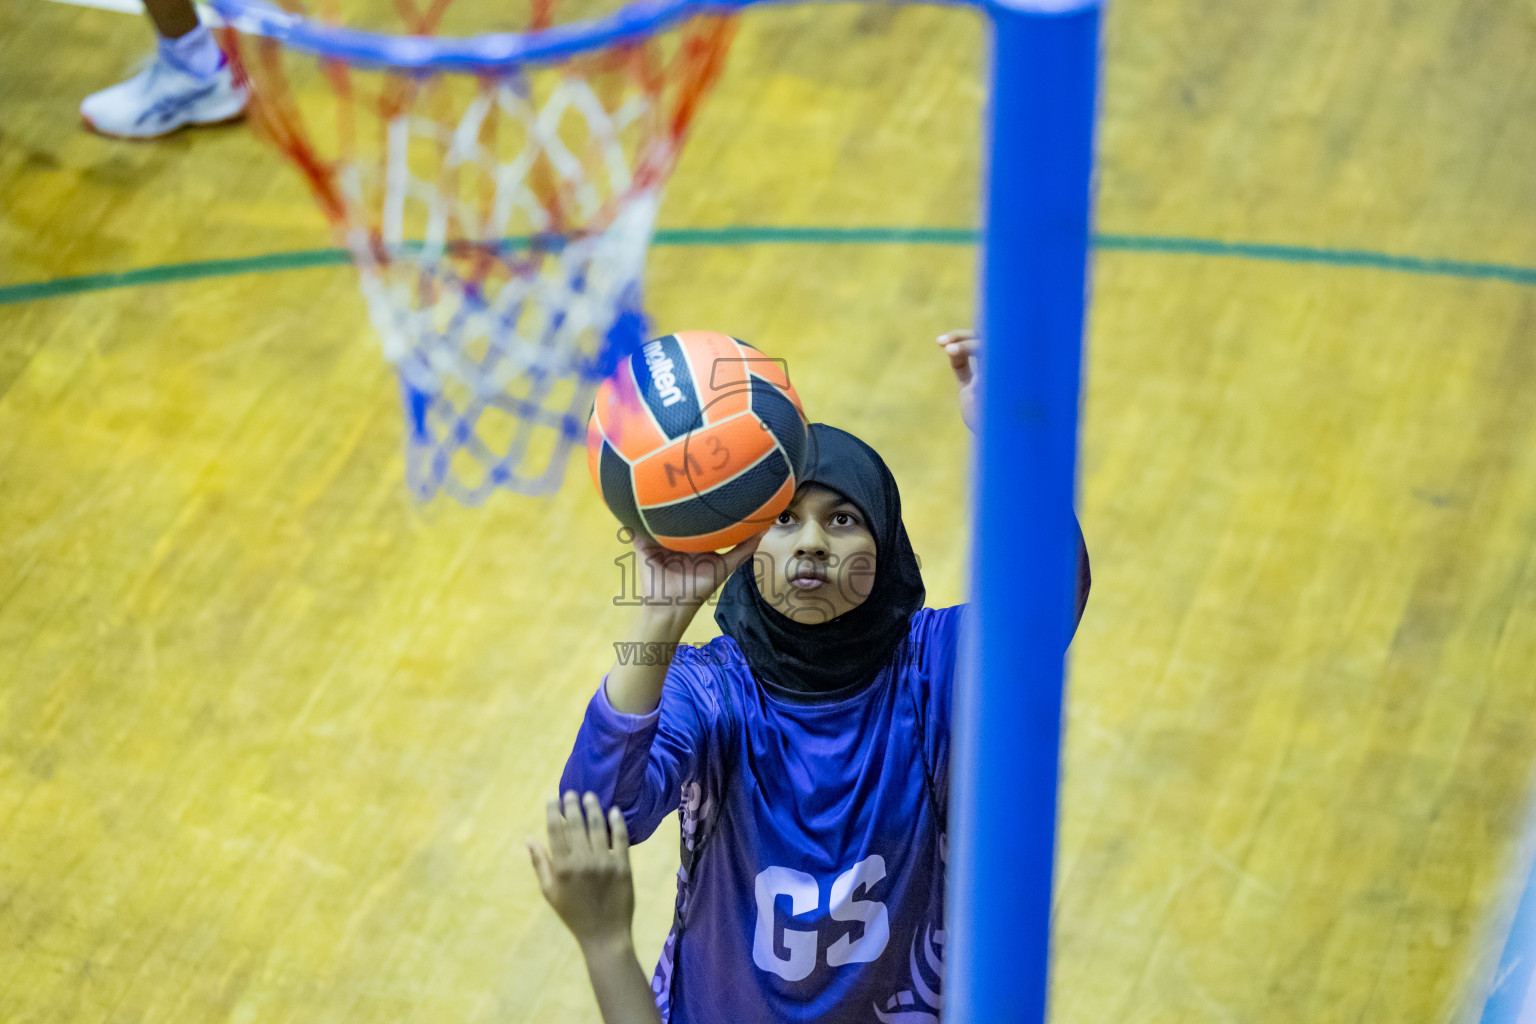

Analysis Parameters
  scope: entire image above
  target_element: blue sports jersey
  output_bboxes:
[561,605,964,1024]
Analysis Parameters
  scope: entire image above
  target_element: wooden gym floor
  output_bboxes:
[2,0,1535,1021]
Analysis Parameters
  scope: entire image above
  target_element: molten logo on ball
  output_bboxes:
[641,339,687,409]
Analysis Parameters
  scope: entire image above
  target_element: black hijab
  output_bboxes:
[714,423,927,701]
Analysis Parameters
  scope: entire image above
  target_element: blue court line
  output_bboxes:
[2,228,1535,307]
[1482,843,1536,1024]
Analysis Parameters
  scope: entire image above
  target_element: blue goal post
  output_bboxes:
[947,1,1104,1020]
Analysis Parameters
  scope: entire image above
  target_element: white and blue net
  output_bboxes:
[212,0,736,500]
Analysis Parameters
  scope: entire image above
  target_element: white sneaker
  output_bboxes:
[81,54,248,139]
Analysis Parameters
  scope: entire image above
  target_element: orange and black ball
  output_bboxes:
[587,331,809,552]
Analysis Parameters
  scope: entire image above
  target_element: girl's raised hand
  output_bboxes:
[528,794,661,1023]
[631,529,763,608]
[528,792,635,949]
[936,329,980,434]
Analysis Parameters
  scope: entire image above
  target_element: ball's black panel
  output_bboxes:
[749,376,808,478]
[644,449,791,539]
[599,442,648,537]
[734,339,792,396]
[633,334,703,441]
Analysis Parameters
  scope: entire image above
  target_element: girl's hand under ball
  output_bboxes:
[631,530,763,608]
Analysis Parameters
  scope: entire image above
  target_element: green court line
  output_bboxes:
[0,249,352,306]
[1093,233,1536,287]
[2,227,1534,307]
[651,226,979,246]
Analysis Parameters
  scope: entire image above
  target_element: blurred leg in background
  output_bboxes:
[80,0,247,139]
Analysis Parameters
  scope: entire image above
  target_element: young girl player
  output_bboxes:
[556,331,1089,1023]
